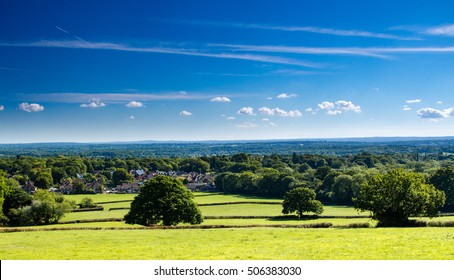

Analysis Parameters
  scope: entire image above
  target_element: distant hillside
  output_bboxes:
[1,137,454,157]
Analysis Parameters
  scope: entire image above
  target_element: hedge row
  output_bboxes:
[0,223,333,232]
[108,207,130,211]
[71,206,104,212]
[198,201,282,206]
[58,218,123,224]
[96,200,134,205]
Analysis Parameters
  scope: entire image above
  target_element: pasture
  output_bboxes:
[1,227,453,259]
[2,192,453,260]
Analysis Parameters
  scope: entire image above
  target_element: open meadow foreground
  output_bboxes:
[1,193,454,260]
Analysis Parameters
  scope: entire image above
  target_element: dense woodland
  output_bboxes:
[1,147,453,210]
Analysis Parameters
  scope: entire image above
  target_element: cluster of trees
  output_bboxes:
[1,149,454,227]
[0,172,74,226]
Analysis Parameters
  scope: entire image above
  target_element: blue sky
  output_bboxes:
[1,0,454,143]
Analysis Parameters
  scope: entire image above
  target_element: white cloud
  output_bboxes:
[405,99,422,104]
[318,100,361,115]
[226,116,236,120]
[403,105,412,111]
[210,96,231,102]
[426,24,454,36]
[236,122,258,128]
[277,93,297,99]
[19,102,44,112]
[80,99,106,108]
[237,107,255,115]
[267,97,273,100]
[318,101,335,110]
[129,115,135,120]
[261,118,270,121]
[0,105,4,111]
[126,101,144,107]
[258,107,302,117]
[180,110,192,117]
[437,101,443,104]
[335,100,361,113]
[417,107,454,119]
[305,107,313,112]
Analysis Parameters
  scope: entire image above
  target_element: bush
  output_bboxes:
[79,197,97,208]
[427,220,454,227]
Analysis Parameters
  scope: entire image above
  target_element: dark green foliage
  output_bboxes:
[112,168,133,186]
[124,175,203,226]
[354,169,446,227]
[178,158,210,173]
[79,197,97,208]
[2,184,32,219]
[429,166,454,211]
[0,173,7,222]
[7,189,73,226]
[282,187,324,218]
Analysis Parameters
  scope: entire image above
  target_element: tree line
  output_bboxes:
[1,151,454,226]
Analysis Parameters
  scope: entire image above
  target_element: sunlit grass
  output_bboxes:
[1,227,453,260]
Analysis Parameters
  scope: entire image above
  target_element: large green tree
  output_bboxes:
[429,166,454,211]
[124,175,203,226]
[282,187,323,218]
[0,173,7,222]
[354,169,445,227]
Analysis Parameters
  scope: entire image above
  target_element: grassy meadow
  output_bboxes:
[1,227,453,259]
[1,192,453,260]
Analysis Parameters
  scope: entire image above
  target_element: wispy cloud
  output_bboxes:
[80,98,106,108]
[210,96,231,102]
[0,105,4,111]
[277,93,297,99]
[55,26,86,42]
[211,43,390,59]
[236,122,258,128]
[126,101,144,107]
[0,40,321,68]
[426,24,454,37]
[180,110,192,117]
[19,102,44,112]
[164,19,419,40]
[14,92,209,103]
[211,43,454,59]
[406,99,422,104]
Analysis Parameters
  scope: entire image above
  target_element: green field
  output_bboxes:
[1,227,453,259]
[2,193,453,260]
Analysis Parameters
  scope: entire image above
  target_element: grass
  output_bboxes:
[60,209,129,221]
[1,227,453,260]
[63,194,137,204]
[3,193,452,260]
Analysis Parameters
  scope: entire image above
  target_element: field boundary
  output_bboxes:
[0,223,334,233]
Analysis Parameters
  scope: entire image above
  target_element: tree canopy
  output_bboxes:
[282,187,323,218]
[429,166,454,211]
[354,169,445,227]
[124,175,203,226]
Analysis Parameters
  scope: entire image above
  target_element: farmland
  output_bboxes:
[1,192,454,259]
